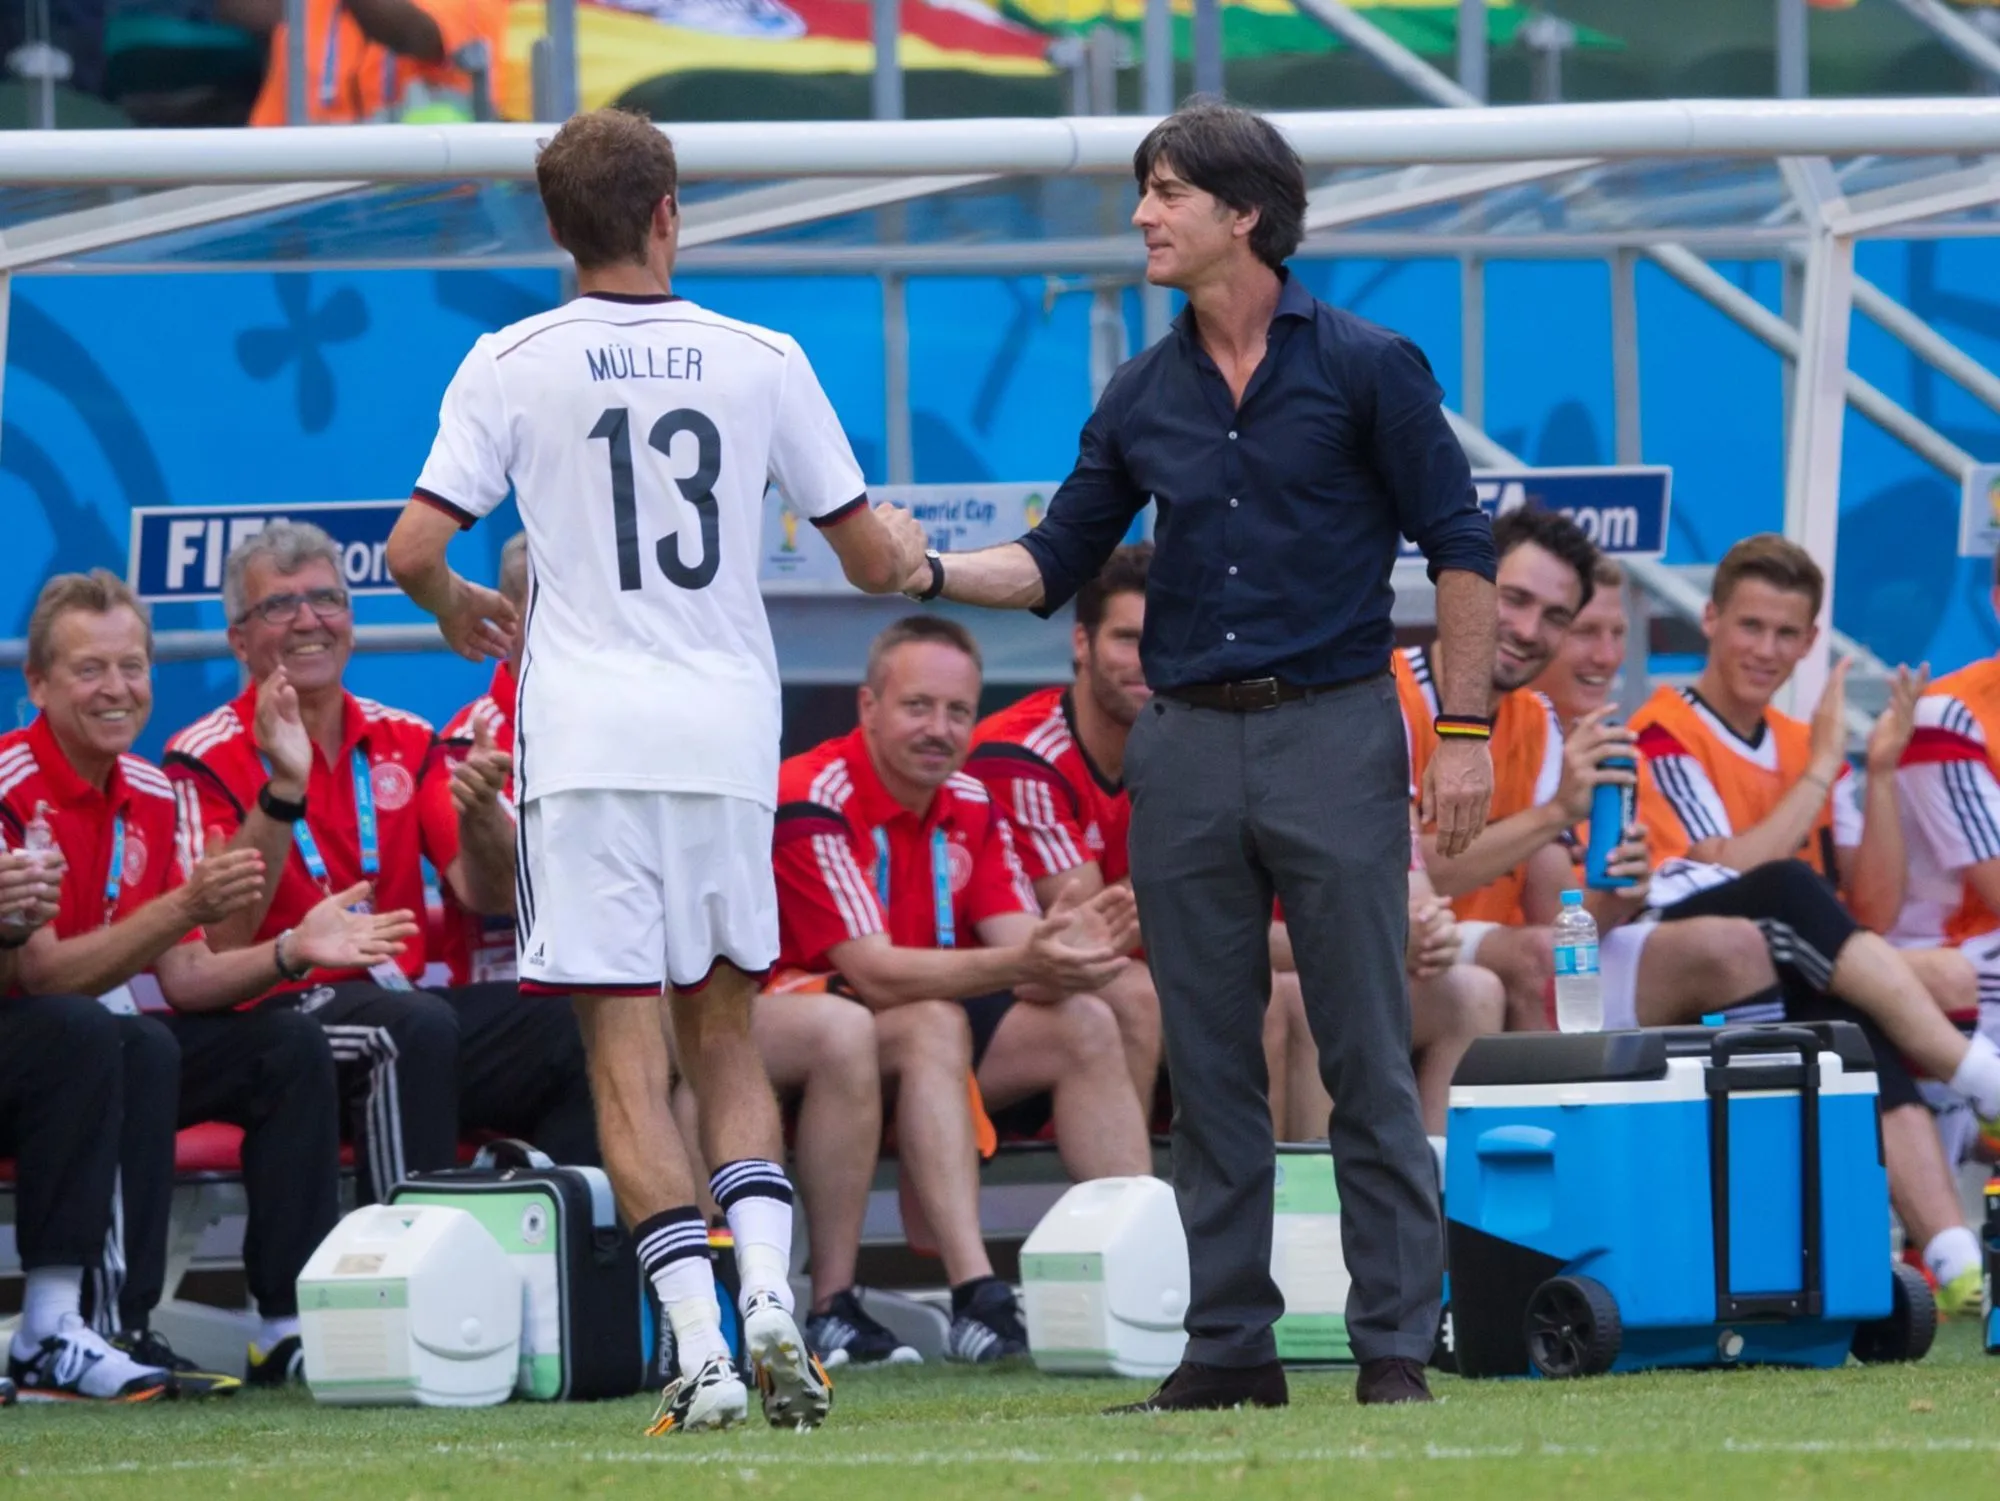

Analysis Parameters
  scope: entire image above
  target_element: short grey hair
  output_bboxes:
[500,532,529,605]
[223,519,344,623]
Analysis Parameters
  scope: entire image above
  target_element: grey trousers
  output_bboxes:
[1124,673,1443,1367]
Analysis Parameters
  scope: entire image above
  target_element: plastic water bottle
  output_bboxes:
[22,801,55,864]
[1,801,55,933]
[1552,890,1602,1034]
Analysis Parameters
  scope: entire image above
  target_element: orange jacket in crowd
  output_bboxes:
[248,0,508,125]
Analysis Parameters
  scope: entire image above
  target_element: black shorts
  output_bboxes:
[1659,861,1918,1111]
[960,990,1018,1071]
[959,990,1059,1141]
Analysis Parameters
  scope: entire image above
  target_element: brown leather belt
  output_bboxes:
[1162,668,1387,713]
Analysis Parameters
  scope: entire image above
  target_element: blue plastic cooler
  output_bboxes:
[1444,1024,1935,1377]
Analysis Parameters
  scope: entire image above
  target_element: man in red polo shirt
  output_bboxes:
[966,544,1157,1110]
[5,570,417,1393]
[164,523,598,1214]
[773,615,1148,1362]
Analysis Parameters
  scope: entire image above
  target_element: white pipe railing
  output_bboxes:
[12,101,2000,185]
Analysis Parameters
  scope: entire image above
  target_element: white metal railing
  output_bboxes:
[11,100,2000,185]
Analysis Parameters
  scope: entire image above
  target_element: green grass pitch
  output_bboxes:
[7,1323,1998,1499]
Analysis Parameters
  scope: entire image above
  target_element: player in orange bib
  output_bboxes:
[1624,535,2000,1315]
[1893,546,2000,1180]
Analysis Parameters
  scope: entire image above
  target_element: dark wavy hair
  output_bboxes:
[1133,100,1306,271]
[1492,507,1600,613]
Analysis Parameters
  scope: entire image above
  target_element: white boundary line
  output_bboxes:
[15,1435,2000,1480]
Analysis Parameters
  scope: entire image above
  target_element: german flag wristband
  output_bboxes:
[1434,715,1494,742]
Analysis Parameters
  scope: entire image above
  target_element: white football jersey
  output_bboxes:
[415,292,865,809]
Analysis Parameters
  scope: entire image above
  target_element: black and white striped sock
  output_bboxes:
[634,1206,727,1371]
[709,1160,795,1314]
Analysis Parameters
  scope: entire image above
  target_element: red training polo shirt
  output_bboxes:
[0,714,198,960]
[967,686,1131,887]
[164,685,454,994]
[773,728,1038,975]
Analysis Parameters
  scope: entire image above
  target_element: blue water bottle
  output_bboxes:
[1584,744,1637,890]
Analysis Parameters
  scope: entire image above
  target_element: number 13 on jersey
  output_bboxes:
[589,405,723,592]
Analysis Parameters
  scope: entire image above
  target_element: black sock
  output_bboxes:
[951,1275,1000,1316]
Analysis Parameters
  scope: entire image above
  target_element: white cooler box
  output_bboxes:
[1020,1176,1189,1378]
[298,1204,524,1407]
[1021,1151,1355,1378]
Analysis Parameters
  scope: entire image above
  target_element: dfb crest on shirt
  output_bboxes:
[944,838,975,894]
[122,832,148,886]
[371,760,415,812]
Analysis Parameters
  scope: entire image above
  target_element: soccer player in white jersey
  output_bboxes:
[386,108,927,1435]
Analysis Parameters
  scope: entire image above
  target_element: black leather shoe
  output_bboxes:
[1104,1359,1289,1414]
[1356,1356,1434,1405]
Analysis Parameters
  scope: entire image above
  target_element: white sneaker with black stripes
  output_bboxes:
[805,1288,922,1369]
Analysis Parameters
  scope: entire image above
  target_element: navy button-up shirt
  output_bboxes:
[1018,272,1496,692]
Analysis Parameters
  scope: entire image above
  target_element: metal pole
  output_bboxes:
[545,0,579,119]
[873,0,904,122]
[1611,249,1641,464]
[1144,0,1174,114]
[1193,0,1223,97]
[1460,254,1485,429]
[1457,0,1487,103]
[1646,242,1973,481]
[1782,228,1857,709]
[1779,253,1805,446]
[1087,24,1119,114]
[1847,267,2000,422]
[1140,0,1174,347]
[1608,244,1650,712]
[1776,0,1808,100]
[285,0,309,124]
[1524,10,1575,105]
[883,272,914,485]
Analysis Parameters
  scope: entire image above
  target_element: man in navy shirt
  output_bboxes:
[902,100,1497,1409]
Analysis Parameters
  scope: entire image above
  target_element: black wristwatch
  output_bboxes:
[259,782,307,823]
[906,549,945,603]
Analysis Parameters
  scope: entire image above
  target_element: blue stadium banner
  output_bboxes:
[1401,466,1673,559]
[129,501,407,603]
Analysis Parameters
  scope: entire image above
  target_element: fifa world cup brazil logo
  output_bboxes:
[1024,492,1046,531]
[780,502,800,553]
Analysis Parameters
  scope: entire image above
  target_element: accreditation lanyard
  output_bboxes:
[102,814,125,926]
[873,825,955,950]
[96,810,140,1015]
[291,749,378,894]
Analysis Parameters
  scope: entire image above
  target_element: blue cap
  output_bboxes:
[1561,889,1583,904]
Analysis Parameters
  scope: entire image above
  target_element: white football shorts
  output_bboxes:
[515,789,779,996]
